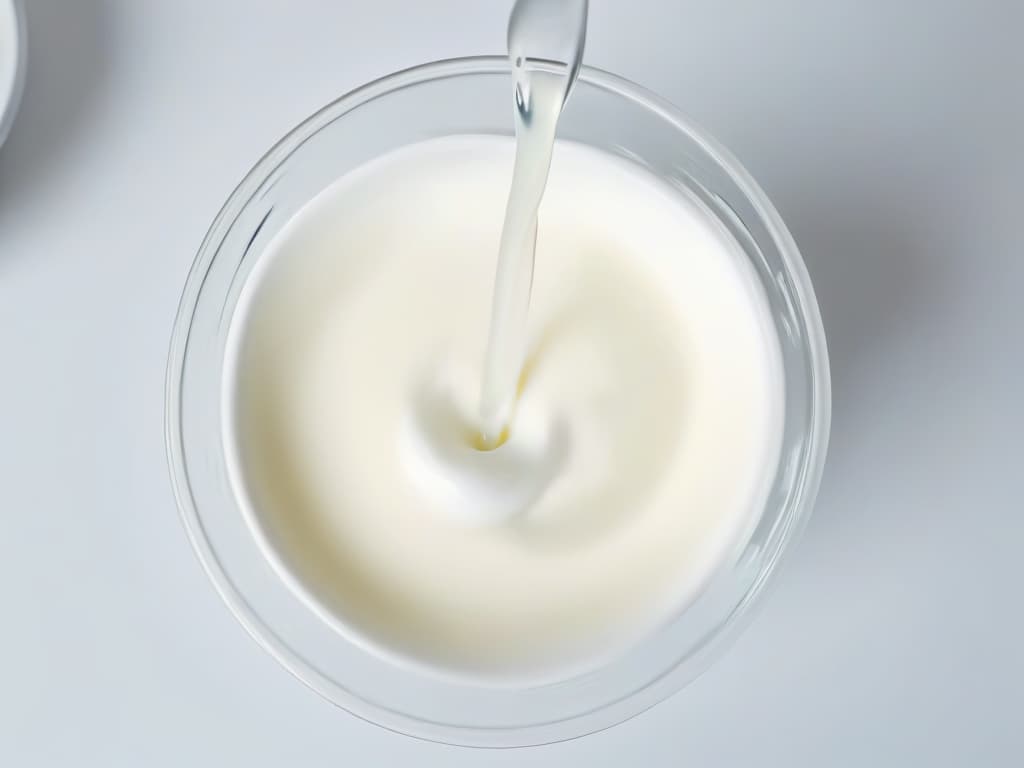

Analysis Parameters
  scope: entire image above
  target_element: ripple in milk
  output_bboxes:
[224,136,784,685]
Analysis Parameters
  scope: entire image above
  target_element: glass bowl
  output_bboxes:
[166,56,830,747]
[0,0,27,148]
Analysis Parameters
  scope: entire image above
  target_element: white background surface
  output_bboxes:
[1,1,1021,764]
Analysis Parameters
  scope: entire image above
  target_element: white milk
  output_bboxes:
[477,69,564,447]
[225,136,784,684]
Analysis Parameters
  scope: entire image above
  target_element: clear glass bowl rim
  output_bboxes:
[0,0,28,148]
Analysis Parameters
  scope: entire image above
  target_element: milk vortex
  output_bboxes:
[225,136,784,683]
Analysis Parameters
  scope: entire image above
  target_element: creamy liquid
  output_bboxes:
[477,69,564,446]
[478,0,587,444]
[226,136,785,684]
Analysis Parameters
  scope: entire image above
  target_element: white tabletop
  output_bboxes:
[1,1,1021,764]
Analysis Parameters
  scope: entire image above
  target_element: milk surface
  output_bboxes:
[226,136,784,683]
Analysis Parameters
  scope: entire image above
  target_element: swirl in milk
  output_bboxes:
[225,136,784,683]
